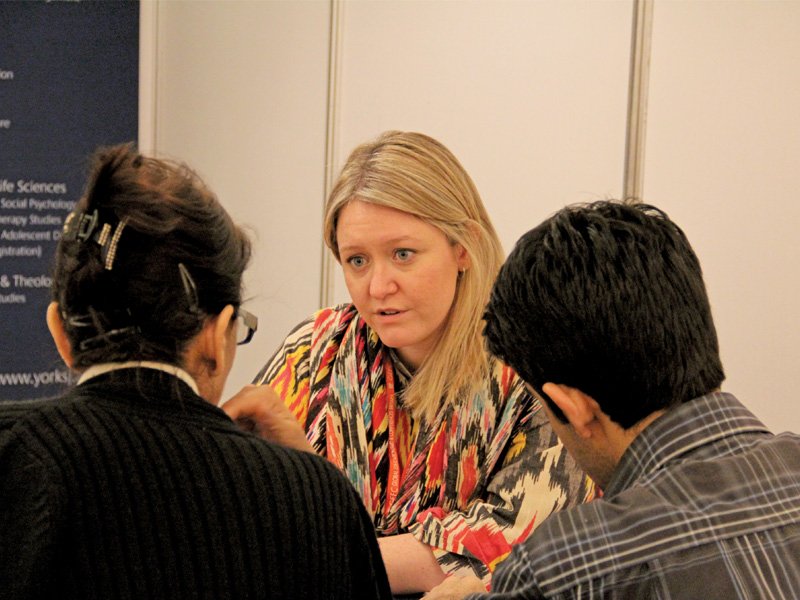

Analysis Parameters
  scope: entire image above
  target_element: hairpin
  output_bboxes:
[66,307,140,351]
[77,326,140,351]
[178,263,201,314]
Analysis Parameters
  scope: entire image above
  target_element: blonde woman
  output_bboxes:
[224,131,594,595]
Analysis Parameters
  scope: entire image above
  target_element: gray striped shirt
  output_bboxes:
[470,392,800,599]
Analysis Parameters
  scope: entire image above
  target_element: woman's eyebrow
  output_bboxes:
[339,235,419,254]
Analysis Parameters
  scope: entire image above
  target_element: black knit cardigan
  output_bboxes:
[0,368,391,600]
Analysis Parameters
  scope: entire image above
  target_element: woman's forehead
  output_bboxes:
[336,201,446,249]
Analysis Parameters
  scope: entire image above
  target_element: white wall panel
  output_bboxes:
[644,0,800,431]
[153,0,331,395]
[148,0,799,434]
[332,0,634,303]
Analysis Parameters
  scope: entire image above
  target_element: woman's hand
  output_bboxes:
[222,384,315,453]
[422,575,487,599]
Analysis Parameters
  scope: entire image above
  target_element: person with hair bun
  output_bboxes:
[223,131,595,596]
[0,144,391,600]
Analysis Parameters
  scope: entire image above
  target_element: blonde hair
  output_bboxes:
[324,131,505,422]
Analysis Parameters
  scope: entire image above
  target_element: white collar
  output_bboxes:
[77,361,200,395]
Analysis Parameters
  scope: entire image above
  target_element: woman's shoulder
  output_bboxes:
[284,303,358,338]
[311,303,359,327]
[0,391,92,465]
[258,304,362,378]
[305,303,365,345]
[0,391,87,427]
[475,358,544,421]
[255,305,358,385]
[444,358,531,417]
[485,356,530,400]
[246,438,360,495]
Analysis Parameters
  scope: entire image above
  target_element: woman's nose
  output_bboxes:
[368,263,398,298]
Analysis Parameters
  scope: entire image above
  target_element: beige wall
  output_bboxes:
[644,0,800,433]
[330,0,632,303]
[144,0,800,433]
[145,0,331,393]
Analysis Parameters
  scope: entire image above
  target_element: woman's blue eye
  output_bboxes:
[395,249,414,261]
[348,256,366,268]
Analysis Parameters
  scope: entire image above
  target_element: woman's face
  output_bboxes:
[336,200,468,369]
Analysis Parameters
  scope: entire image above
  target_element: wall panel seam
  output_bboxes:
[320,0,343,308]
[623,0,654,203]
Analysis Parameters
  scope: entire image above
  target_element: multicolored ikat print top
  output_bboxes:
[255,304,595,582]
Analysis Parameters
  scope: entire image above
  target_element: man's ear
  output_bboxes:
[541,382,597,439]
[46,302,74,368]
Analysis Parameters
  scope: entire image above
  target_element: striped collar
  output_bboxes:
[606,391,771,497]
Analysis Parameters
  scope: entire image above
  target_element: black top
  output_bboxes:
[0,367,391,600]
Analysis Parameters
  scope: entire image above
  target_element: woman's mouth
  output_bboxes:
[375,308,405,319]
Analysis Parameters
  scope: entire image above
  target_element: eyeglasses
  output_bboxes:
[235,307,258,345]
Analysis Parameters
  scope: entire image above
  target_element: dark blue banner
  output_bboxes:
[0,0,139,400]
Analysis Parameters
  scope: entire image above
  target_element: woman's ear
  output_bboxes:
[205,304,236,376]
[181,305,236,405]
[452,241,471,273]
[541,382,597,439]
[46,302,74,368]
[455,221,481,272]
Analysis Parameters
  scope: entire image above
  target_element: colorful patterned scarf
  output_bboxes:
[304,304,518,534]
